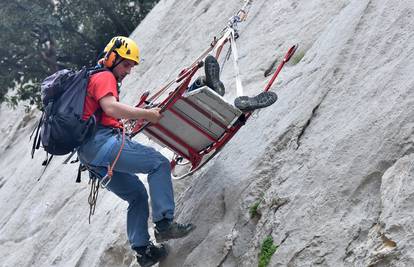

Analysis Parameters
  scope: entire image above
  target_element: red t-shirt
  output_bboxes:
[82,71,122,128]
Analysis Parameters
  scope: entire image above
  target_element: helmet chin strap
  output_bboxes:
[111,56,124,70]
[111,57,126,87]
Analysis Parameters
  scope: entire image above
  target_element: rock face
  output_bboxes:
[1,0,414,266]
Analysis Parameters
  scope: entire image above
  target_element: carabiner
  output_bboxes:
[101,174,112,188]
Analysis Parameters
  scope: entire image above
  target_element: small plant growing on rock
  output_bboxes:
[249,200,262,218]
[258,236,278,267]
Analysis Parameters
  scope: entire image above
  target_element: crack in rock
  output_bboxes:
[295,90,329,149]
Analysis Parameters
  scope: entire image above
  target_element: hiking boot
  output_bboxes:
[134,242,168,267]
[204,55,225,96]
[154,219,196,243]
[234,91,278,112]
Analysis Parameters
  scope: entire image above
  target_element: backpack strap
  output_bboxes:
[86,66,109,126]
[30,112,44,158]
[88,65,111,76]
[63,150,77,164]
[42,153,53,166]
[76,163,84,183]
[36,153,53,181]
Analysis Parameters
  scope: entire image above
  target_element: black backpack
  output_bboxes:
[31,67,108,157]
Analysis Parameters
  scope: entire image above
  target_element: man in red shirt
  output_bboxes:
[79,35,277,267]
[78,36,194,267]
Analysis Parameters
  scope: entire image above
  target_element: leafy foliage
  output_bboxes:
[258,236,278,267]
[0,0,158,109]
[249,193,265,219]
[249,200,262,218]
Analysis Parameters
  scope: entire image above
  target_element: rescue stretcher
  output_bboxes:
[123,0,298,179]
[126,44,297,179]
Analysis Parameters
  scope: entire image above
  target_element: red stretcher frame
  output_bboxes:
[128,45,298,179]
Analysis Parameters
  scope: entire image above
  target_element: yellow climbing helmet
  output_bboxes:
[103,36,140,67]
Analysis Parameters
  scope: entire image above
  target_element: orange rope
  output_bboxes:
[105,125,126,183]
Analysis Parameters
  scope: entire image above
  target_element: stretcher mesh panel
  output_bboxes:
[143,86,242,155]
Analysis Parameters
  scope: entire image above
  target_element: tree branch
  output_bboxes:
[97,0,133,34]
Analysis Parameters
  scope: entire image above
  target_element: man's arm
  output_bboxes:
[99,95,161,123]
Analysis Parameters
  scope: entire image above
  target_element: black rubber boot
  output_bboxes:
[154,219,196,243]
[135,242,168,267]
[204,55,225,96]
[234,91,278,112]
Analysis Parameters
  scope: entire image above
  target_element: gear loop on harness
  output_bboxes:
[86,167,102,224]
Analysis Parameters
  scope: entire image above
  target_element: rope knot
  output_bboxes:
[107,164,113,178]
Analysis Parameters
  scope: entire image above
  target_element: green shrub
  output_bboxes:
[258,236,278,267]
[249,201,261,218]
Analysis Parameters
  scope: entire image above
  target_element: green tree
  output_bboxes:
[0,0,158,109]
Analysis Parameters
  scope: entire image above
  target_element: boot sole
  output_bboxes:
[155,225,196,243]
[234,91,278,112]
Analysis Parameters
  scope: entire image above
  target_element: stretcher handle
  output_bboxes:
[264,44,298,92]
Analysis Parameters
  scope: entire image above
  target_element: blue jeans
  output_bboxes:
[77,127,175,248]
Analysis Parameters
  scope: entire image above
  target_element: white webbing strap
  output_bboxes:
[229,28,244,97]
